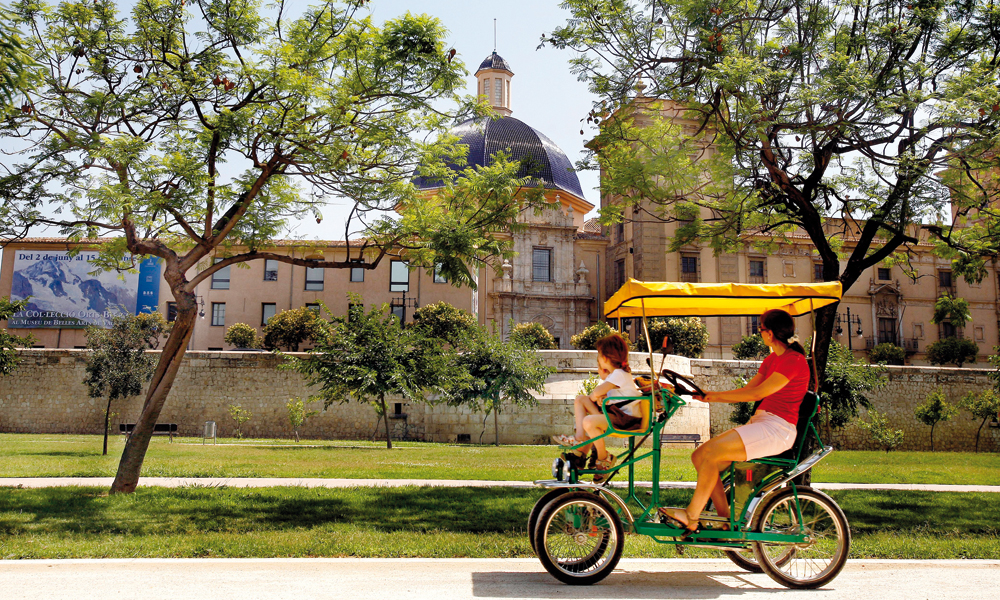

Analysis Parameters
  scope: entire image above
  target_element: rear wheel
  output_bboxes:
[533,491,624,585]
[752,487,850,589]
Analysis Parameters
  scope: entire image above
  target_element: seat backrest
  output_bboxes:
[607,398,651,437]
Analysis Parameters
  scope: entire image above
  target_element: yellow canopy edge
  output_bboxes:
[604,280,843,319]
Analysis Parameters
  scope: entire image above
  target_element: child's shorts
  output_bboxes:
[733,411,796,460]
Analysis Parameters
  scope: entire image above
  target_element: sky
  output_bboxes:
[284,0,601,240]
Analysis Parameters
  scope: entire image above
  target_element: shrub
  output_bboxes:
[959,388,1000,452]
[857,409,905,452]
[633,317,708,358]
[914,387,959,450]
[262,307,331,351]
[228,403,253,439]
[571,321,624,350]
[926,337,978,367]
[411,302,477,347]
[578,373,600,396]
[822,340,885,431]
[728,377,754,425]
[286,398,319,442]
[868,343,905,365]
[731,334,769,360]
[224,323,261,349]
[509,322,558,349]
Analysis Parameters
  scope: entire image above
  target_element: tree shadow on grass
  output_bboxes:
[830,490,1000,534]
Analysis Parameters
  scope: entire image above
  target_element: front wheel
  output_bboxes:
[533,491,625,585]
[528,488,570,556]
[752,487,850,589]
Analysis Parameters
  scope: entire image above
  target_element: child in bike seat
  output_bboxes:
[551,333,641,480]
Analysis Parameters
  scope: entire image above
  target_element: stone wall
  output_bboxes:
[0,349,711,446]
[692,359,1000,452]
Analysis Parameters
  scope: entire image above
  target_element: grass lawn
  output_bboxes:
[1,434,999,485]
[0,485,996,560]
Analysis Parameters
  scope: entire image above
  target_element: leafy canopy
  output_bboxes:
[0,297,32,376]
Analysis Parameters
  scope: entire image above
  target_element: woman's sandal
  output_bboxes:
[657,507,700,536]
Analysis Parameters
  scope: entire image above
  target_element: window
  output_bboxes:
[749,259,766,283]
[261,303,276,325]
[532,248,552,282]
[263,259,279,281]
[614,259,626,290]
[305,267,324,291]
[938,270,953,292]
[615,222,624,243]
[940,321,956,339]
[878,318,897,346]
[347,303,361,321]
[391,303,405,325]
[747,315,760,337]
[680,254,700,282]
[813,263,823,282]
[350,262,364,283]
[482,78,490,99]
[211,258,230,289]
[494,77,502,105]
[305,303,321,313]
[434,264,447,284]
[166,302,177,323]
[877,267,891,281]
[211,302,226,327]
[390,260,410,292]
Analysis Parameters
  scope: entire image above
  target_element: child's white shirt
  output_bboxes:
[603,368,642,417]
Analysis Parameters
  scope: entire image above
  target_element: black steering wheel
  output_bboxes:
[659,368,705,399]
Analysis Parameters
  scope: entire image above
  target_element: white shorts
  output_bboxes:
[734,411,797,460]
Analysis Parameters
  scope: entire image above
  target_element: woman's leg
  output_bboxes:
[685,429,746,524]
[582,414,609,459]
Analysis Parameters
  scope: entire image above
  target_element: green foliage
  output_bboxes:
[410,302,477,347]
[822,341,885,430]
[509,322,557,350]
[731,334,769,361]
[262,307,331,352]
[578,373,600,396]
[633,318,708,358]
[0,297,31,376]
[728,376,754,425]
[571,321,620,350]
[915,388,960,451]
[857,409,905,453]
[286,294,469,448]
[0,5,34,108]
[868,343,905,366]
[931,296,972,328]
[228,404,253,440]
[926,337,979,368]
[224,323,261,349]
[959,389,1000,453]
[286,398,319,442]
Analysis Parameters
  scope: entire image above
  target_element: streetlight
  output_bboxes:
[835,307,863,352]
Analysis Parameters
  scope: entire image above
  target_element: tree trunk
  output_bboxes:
[975,418,986,453]
[379,394,392,449]
[103,396,112,456]
[930,423,935,451]
[494,407,499,447]
[110,299,196,494]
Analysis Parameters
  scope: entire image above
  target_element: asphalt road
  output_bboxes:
[0,558,996,600]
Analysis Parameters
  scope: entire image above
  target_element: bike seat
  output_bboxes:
[748,391,820,466]
[606,397,652,438]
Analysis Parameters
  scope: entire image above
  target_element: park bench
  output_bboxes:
[119,422,178,442]
[660,433,702,447]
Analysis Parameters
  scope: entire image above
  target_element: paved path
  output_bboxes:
[2,477,999,493]
[0,558,996,600]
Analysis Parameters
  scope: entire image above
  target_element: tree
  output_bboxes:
[262,307,331,352]
[224,323,260,349]
[731,334,769,361]
[449,325,552,445]
[926,337,979,367]
[931,295,972,330]
[286,397,319,442]
[571,321,621,350]
[0,3,33,109]
[633,317,708,358]
[0,297,31,376]
[287,295,468,449]
[546,0,1000,384]
[410,302,477,347]
[915,387,959,451]
[857,409,905,453]
[228,403,252,439]
[868,343,905,366]
[509,322,558,350]
[84,312,168,455]
[0,1,545,493]
[959,388,1000,453]
[821,340,885,433]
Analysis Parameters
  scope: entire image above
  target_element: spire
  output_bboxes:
[475,51,513,117]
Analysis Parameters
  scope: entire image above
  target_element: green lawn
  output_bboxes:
[1,434,999,485]
[0,486,996,559]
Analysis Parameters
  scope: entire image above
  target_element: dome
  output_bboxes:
[412,116,585,199]
[477,52,512,74]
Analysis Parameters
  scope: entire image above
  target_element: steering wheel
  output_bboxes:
[659,368,705,399]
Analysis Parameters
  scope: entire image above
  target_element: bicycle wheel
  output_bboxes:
[752,487,850,589]
[528,488,570,556]
[533,491,624,585]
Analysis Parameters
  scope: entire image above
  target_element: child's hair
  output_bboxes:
[595,333,631,373]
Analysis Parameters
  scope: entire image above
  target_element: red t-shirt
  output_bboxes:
[757,350,810,425]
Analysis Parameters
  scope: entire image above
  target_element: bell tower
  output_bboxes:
[475,52,513,117]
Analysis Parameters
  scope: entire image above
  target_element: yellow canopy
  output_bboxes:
[604,280,842,319]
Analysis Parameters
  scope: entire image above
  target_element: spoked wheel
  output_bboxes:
[752,487,850,589]
[533,491,624,585]
[528,488,570,556]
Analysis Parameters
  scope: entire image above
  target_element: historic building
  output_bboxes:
[0,52,608,351]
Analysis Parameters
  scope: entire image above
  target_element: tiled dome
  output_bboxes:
[477,51,512,73]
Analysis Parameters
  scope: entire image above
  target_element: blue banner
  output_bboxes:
[135,257,162,315]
